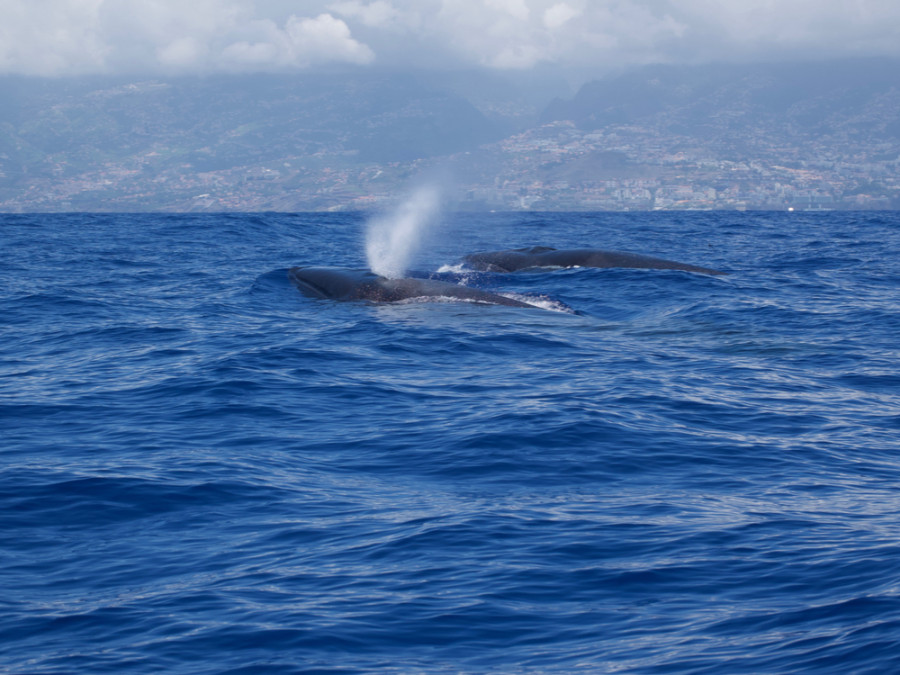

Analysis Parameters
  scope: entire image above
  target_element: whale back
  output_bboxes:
[380,277,533,307]
[289,266,535,307]
[462,248,554,272]
[463,247,725,275]
[289,267,380,300]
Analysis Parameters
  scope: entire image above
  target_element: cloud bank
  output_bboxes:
[1,0,899,76]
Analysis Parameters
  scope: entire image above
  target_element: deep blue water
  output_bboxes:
[2,210,900,674]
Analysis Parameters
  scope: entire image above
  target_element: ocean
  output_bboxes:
[2,209,899,673]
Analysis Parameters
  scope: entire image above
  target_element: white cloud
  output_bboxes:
[220,12,375,69]
[157,38,207,68]
[0,0,108,76]
[284,13,374,66]
[486,0,531,22]
[491,44,544,69]
[0,0,374,75]
[221,36,283,68]
[0,0,899,76]
[543,3,580,30]
[328,0,402,28]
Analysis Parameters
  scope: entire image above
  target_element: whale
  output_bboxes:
[289,266,537,308]
[462,246,726,275]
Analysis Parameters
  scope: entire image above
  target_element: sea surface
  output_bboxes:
[2,210,900,674]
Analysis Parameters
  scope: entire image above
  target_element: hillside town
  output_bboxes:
[2,117,896,212]
[454,121,900,211]
[4,117,896,212]
[2,64,899,212]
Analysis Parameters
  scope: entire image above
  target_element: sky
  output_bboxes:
[1,0,899,78]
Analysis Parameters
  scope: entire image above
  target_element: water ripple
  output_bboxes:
[2,211,900,673]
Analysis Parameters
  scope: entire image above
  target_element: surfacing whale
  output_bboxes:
[462,246,726,275]
[289,266,536,308]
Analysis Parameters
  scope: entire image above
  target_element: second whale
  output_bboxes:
[462,246,725,275]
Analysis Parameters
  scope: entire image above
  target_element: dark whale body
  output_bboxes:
[463,246,725,275]
[289,266,535,307]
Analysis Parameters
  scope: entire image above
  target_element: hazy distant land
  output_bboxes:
[2,59,898,212]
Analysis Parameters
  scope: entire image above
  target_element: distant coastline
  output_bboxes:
[2,60,898,213]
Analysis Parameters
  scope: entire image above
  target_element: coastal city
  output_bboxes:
[2,67,899,213]
[4,118,897,212]
[453,120,899,211]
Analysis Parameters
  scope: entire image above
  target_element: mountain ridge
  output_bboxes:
[1,59,898,211]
